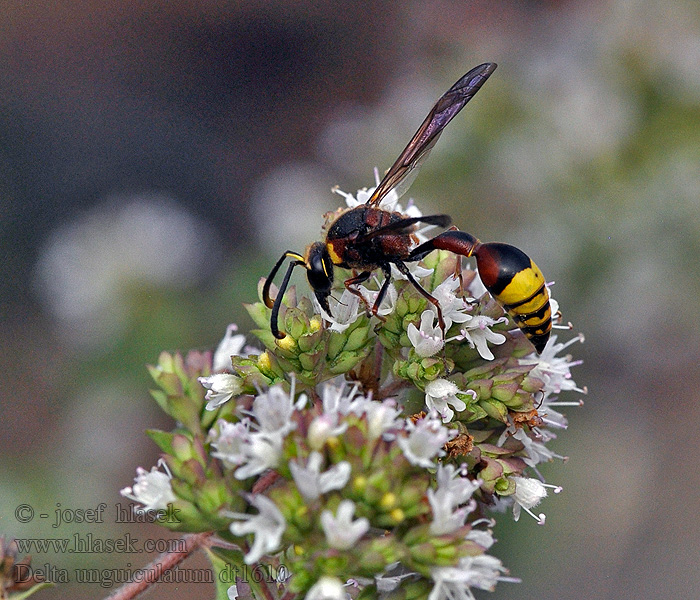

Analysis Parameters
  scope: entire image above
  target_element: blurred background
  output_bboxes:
[1,0,699,598]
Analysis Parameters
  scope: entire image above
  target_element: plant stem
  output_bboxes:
[104,531,214,600]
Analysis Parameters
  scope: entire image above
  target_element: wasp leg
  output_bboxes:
[370,265,394,322]
[343,270,373,314]
[264,252,305,339]
[441,227,470,296]
[393,260,446,334]
[405,230,480,330]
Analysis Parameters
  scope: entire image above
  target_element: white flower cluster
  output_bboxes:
[120,173,586,598]
[211,378,504,596]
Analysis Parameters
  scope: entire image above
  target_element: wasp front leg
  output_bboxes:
[343,270,373,314]
[407,231,552,353]
[344,266,394,323]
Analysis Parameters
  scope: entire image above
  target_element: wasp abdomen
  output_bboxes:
[475,242,552,353]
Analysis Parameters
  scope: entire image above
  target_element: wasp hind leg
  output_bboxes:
[393,260,446,334]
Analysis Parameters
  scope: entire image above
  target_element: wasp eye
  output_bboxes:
[306,242,334,293]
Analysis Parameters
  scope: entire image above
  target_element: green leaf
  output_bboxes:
[146,429,175,453]
[244,301,272,330]
[206,547,239,600]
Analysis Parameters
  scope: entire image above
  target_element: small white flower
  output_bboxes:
[394,196,422,218]
[226,494,286,564]
[407,310,444,357]
[429,464,480,535]
[359,399,402,441]
[320,500,370,550]
[459,315,508,360]
[429,554,508,600]
[465,527,496,550]
[249,384,304,436]
[319,380,360,415]
[429,276,473,329]
[424,379,476,423]
[357,280,398,317]
[209,420,250,467]
[227,584,238,600]
[428,487,473,535]
[334,186,368,209]
[511,476,561,524]
[305,576,347,600]
[434,463,481,507]
[462,554,509,590]
[520,333,586,396]
[390,261,434,282]
[313,289,363,333]
[307,381,360,449]
[289,452,351,501]
[334,177,406,214]
[509,427,559,467]
[397,414,455,468]
[212,324,248,372]
[307,413,349,451]
[375,564,420,593]
[198,373,243,410]
[120,460,175,513]
[234,432,284,480]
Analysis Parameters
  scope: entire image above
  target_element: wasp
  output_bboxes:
[263,63,552,353]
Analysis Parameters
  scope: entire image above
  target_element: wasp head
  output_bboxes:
[305,241,334,312]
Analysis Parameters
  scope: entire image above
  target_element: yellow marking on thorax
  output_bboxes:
[327,241,344,265]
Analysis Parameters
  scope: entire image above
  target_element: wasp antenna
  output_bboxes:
[329,291,347,307]
[270,259,305,339]
[263,251,305,309]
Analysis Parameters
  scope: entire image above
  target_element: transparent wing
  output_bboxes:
[366,62,497,207]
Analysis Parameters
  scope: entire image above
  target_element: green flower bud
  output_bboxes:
[479,398,509,423]
[328,348,370,375]
[161,499,216,532]
[491,381,519,404]
[326,329,346,360]
[476,456,505,493]
[195,479,232,516]
[494,476,515,495]
[357,536,405,572]
[401,578,433,600]
[344,322,372,352]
